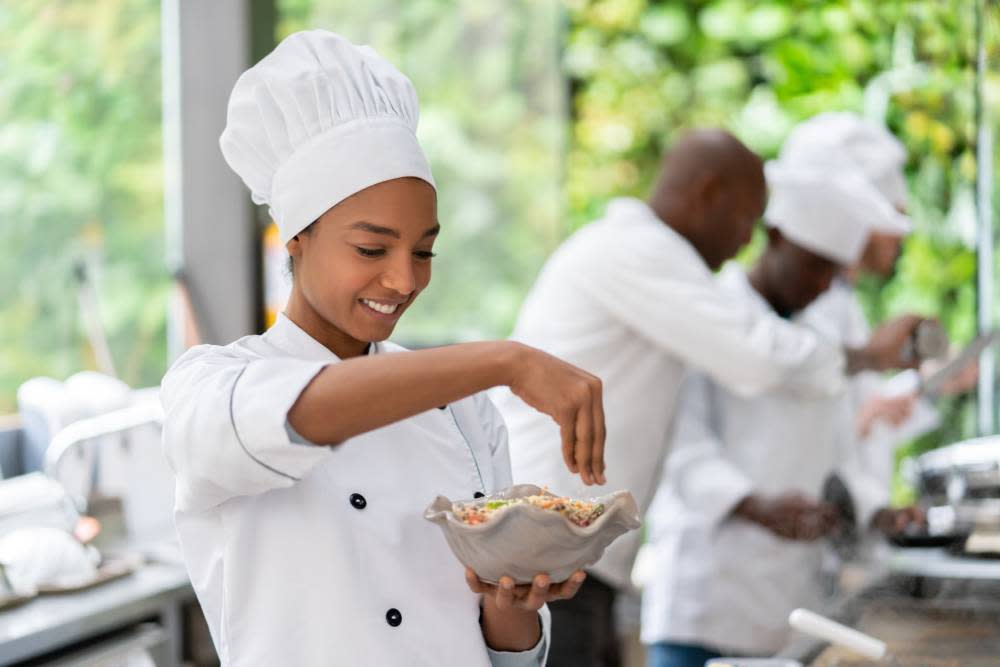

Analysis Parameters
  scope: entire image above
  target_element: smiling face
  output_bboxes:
[286,177,438,358]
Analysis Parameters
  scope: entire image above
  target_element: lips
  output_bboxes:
[360,298,399,315]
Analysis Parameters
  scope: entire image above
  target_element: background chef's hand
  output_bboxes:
[921,357,980,396]
[506,343,606,485]
[863,314,926,370]
[871,505,927,537]
[856,393,916,438]
[733,492,839,541]
[466,567,586,652]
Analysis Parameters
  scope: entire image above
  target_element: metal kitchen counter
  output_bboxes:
[0,562,194,666]
[781,550,1000,666]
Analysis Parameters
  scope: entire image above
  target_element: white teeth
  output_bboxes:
[362,299,398,315]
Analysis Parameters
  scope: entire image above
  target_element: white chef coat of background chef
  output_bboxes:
[788,113,939,507]
[493,194,847,592]
[162,31,548,667]
[640,161,898,656]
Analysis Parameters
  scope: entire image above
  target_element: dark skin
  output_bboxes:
[856,231,903,280]
[284,177,602,652]
[648,129,767,271]
[747,228,841,319]
[647,130,921,373]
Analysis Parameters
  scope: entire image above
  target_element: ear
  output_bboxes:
[286,234,304,261]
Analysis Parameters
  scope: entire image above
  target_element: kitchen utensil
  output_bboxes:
[888,530,967,549]
[788,608,888,660]
[920,331,997,398]
[424,484,640,584]
[822,473,858,559]
[900,320,949,365]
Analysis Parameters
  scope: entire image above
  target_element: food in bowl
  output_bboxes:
[452,493,606,528]
[424,484,641,584]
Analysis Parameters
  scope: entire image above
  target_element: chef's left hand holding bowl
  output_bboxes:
[465,566,587,652]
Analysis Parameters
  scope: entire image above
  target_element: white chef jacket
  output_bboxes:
[800,281,939,500]
[640,266,884,655]
[161,314,549,667]
[493,198,846,590]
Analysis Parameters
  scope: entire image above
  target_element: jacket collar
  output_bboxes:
[263,313,379,361]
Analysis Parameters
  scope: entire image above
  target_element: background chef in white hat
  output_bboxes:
[161,30,609,667]
[492,129,923,667]
[790,113,978,530]
[639,162,923,667]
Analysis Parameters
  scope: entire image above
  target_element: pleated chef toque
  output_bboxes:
[778,112,911,234]
[763,160,901,266]
[220,30,436,243]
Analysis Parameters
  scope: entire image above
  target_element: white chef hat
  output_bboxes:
[220,30,435,243]
[764,161,903,266]
[779,112,911,234]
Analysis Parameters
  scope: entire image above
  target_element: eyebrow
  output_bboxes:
[349,221,440,239]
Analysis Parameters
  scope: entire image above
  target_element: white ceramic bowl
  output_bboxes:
[424,484,641,584]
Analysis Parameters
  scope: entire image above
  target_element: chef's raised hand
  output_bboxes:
[287,340,604,485]
[854,314,926,372]
[465,567,586,652]
[505,343,606,486]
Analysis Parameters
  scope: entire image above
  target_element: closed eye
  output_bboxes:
[414,251,436,260]
[355,247,385,258]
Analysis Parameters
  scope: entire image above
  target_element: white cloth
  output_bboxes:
[779,111,912,220]
[763,161,902,265]
[800,282,940,499]
[640,265,883,655]
[0,527,100,596]
[494,198,846,591]
[161,315,547,667]
[220,30,435,242]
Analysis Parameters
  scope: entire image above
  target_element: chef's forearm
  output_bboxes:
[479,598,542,653]
[287,340,522,444]
[844,346,876,375]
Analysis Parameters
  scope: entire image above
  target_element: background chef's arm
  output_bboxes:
[577,250,845,400]
[161,346,334,512]
[662,373,754,523]
[855,370,939,445]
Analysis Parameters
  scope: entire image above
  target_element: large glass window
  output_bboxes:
[0,0,166,412]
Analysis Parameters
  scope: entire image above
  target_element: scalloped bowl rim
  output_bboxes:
[423,484,641,536]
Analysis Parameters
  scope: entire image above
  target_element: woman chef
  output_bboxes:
[161,30,606,667]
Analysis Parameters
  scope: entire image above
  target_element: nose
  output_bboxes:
[379,255,416,296]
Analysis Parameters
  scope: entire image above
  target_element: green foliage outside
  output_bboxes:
[2,0,998,500]
[0,0,166,412]
[560,0,999,502]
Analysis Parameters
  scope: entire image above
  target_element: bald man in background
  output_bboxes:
[493,130,922,667]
